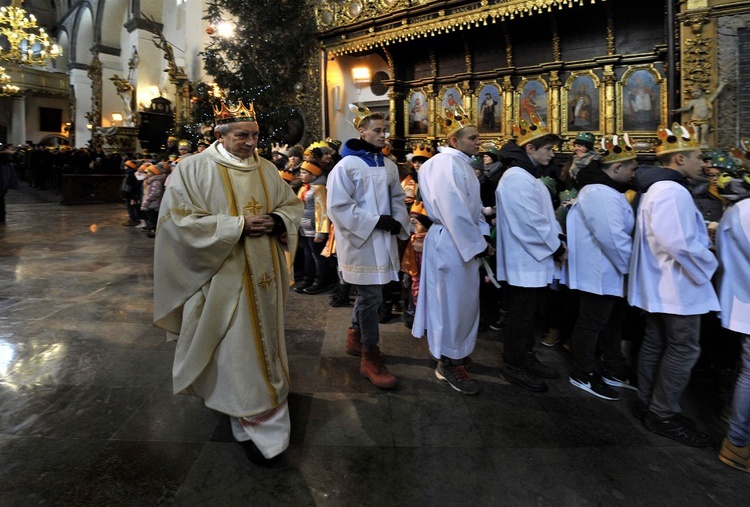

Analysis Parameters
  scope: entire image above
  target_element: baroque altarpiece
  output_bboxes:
[313,0,746,154]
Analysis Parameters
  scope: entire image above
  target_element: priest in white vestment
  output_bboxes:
[411,105,491,395]
[327,104,410,389]
[153,100,302,459]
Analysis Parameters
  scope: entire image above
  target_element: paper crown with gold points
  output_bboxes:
[305,141,332,158]
[271,142,290,156]
[599,134,637,164]
[178,139,190,148]
[512,113,548,146]
[349,102,375,129]
[412,144,434,160]
[212,99,257,125]
[438,105,475,138]
[655,123,700,155]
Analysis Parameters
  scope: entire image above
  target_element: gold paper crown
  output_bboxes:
[212,99,257,125]
[412,144,434,160]
[599,134,637,164]
[655,123,700,155]
[178,139,190,148]
[305,141,332,156]
[271,142,290,156]
[167,136,178,141]
[512,113,548,146]
[349,102,375,129]
[438,105,475,138]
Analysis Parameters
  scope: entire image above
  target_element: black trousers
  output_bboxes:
[503,285,546,367]
[571,291,625,373]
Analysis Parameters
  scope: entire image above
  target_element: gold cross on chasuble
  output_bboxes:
[243,197,264,215]
[258,272,273,292]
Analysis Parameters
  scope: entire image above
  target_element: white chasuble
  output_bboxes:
[154,143,302,418]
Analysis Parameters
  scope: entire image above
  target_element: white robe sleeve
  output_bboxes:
[435,162,488,262]
[580,190,633,275]
[327,165,379,249]
[498,173,561,262]
[647,189,718,285]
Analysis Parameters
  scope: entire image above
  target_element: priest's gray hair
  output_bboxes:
[214,123,233,136]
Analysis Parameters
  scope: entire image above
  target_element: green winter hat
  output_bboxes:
[573,132,595,150]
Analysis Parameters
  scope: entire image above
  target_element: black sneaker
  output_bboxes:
[602,368,638,391]
[643,412,711,448]
[569,370,620,401]
[489,311,507,331]
[500,363,548,393]
[435,361,479,395]
[526,352,559,379]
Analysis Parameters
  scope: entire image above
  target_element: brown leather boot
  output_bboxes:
[346,327,362,356]
[360,346,397,389]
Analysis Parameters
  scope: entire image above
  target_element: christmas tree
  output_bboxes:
[197,0,317,149]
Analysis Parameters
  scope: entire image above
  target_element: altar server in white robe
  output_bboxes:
[495,113,565,394]
[411,105,491,395]
[715,178,750,473]
[327,103,410,390]
[153,100,302,459]
[628,123,718,448]
[566,134,638,402]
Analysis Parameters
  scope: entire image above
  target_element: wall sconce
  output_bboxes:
[86,123,93,130]
[111,113,123,124]
[352,67,371,85]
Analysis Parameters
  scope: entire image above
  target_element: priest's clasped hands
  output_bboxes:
[243,214,276,237]
[375,215,402,235]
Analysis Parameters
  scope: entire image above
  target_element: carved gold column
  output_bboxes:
[603,65,616,134]
[549,70,561,134]
[502,75,513,139]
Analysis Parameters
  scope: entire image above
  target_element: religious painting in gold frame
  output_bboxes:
[515,77,549,125]
[562,71,603,136]
[438,85,463,114]
[617,65,667,136]
[476,81,502,134]
[405,88,429,137]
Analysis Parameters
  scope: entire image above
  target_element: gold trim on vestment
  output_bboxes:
[217,163,278,406]
[255,164,290,383]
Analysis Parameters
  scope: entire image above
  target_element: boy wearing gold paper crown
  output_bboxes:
[715,168,750,473]
[495,113,565,393]
[627,123,719,447]
[326,103,410,389]
[153,99,302,460]
[566,134,639,401]
[410,106,492,395]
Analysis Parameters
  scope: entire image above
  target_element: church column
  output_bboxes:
[549,71,561,135]
[9,94,26,146]
[502,75,513,139]
[603,65,616,135]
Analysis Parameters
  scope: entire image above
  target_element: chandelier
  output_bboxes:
[0,0,61,66]
[0,66,19,95]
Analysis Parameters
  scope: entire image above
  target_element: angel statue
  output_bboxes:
[110,74,136,127]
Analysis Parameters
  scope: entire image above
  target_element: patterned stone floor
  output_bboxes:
[0,183,748,505]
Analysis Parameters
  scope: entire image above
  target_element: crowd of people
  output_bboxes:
[67,98,744,470]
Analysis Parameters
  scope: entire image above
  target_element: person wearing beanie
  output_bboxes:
[411,105,491,395]
[327,103,410,390]
[286,145,304,193]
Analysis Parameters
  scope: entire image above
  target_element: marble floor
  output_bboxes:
[0,185,748,506]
